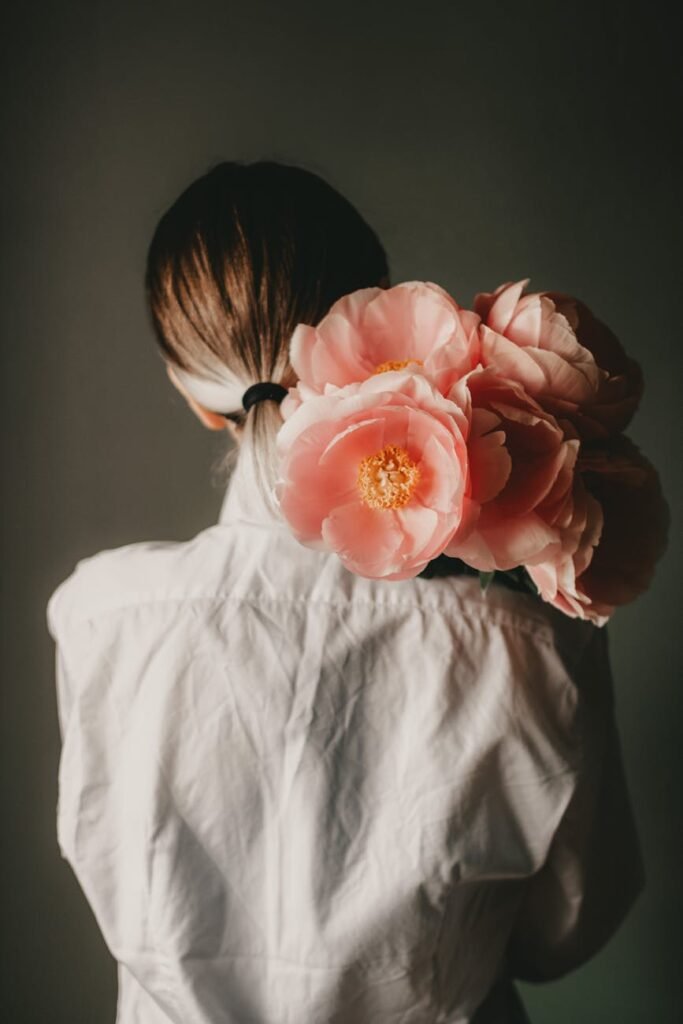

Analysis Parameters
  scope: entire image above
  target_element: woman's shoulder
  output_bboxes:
[46,517,601,691]
[46,524,237,638]
[346,566,597,657]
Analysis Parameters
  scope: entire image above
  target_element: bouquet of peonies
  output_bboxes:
[275,280,668,625]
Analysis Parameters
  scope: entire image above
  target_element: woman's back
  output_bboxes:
[49,474,629,1024]
[47,159,657,1022]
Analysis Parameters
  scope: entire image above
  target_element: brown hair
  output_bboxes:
[146,161,389,501]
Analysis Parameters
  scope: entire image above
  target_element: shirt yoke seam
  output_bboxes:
[58,590,563,647]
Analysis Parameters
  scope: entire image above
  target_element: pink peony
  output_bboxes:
[445,369,580,572]
[528,437,668,624]
[289,282,480,399]
[475,280,602,410]
[543,292,644,438]
[276,373,471,580]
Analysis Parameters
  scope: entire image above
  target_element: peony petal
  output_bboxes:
[468,427,511,504]
[323,287,383,330]
[536,441,579,526]
[289,324,320,385]
[482,327,599,404]
[280,381,321,421]
[395,504,442,559]
[279,428,359,542]
[426,314,481,392]
[277,386,370,451]
[480,328,549,395]
[311,312,375,385]
[495,445,568,517]
[448,495,480,545]
[507,293,546,346]
[363,282,459,365]
[318,417,388,476]
[322,501,406,578]
[445,527,498,572]
[473,511,559,570]
[527,561,559,600]
[480,280,529,334]
[415,434,466,513]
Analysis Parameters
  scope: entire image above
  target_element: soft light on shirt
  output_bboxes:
[47,461,643,1023]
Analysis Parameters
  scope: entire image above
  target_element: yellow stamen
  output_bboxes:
[373,358,424,374]
[357,445,421,510]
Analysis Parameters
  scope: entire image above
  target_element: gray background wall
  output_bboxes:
[2,1,681,1021]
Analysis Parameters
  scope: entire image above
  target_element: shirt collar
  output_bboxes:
[218,450,287,530]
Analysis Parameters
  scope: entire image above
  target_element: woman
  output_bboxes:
[48,161,645,1023]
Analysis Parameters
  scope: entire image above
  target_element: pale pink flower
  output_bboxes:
[280,381,318,420]
[289,282,480,399]
[276,373,471,580]
[445,369,580,572]
[475,280,602,409]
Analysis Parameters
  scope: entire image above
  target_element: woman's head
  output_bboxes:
[146,160,388,501]
[147,161,389,386]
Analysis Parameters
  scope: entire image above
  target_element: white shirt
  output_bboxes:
[48,462,643,1024]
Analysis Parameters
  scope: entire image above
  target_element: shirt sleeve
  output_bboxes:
[47,571,81,741]
[507,625,644,982]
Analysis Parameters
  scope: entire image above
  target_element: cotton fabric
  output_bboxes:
[48,464,643,1023]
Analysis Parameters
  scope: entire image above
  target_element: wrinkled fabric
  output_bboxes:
[47,470,642,1023]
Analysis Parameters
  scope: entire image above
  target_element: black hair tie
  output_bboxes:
[241,382,289,413]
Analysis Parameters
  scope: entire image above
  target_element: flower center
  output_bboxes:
[373,358,424,374]
[357,445,421,510]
